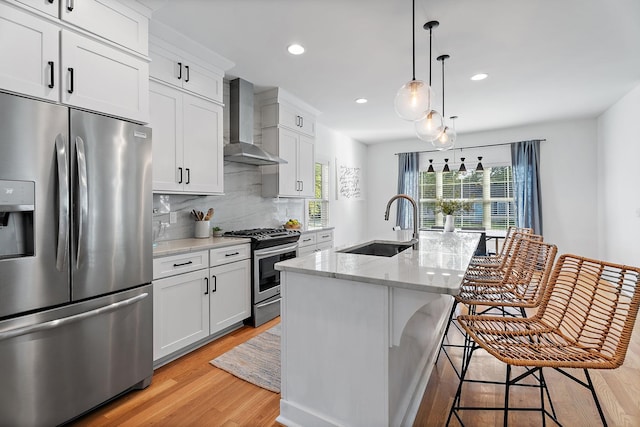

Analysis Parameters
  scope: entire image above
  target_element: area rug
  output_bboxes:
[210,324,281,393]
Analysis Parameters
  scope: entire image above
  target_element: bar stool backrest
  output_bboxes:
[536,254,640,368]
[502,237,558,305]
[498,226,534,258]
[499,231,542,270]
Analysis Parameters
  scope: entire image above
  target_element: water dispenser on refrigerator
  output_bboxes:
[0,180,34,260]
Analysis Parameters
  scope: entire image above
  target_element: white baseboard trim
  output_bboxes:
[278,399,345,427]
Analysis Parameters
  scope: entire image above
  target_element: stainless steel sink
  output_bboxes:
[337,240,414,257]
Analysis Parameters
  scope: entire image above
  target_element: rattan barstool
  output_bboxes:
[438,236,556,378]
[464,231,542,283]
[448,254,640,426]
[468,226,533,270]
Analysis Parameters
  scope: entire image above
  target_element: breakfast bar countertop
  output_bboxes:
[275,229,480,295]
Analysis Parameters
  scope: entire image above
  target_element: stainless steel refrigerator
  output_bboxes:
[0,91,153,426]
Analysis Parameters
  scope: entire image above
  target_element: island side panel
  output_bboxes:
[278,271,390,427]
[388,290,453,426]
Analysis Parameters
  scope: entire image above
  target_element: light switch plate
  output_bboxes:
[169,212,177,224]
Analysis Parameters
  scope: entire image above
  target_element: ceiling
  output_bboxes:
[151,0,640,144]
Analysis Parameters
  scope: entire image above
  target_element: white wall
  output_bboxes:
[366,118,599,257]
[315,124,369,247]
[597,83,640,265]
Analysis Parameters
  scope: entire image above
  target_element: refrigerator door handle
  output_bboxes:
[55,134,69,271]
[0,293,149,342]
[75,136,88,268]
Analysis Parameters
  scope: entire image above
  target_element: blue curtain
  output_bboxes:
[396,152,419,229]
[511,140,543,235]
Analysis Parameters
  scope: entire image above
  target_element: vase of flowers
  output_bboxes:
[435,198,471,232]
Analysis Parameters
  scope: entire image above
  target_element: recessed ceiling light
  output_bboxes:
[470,73,488,81]
[287,44,305,55]
[355,98,368,104]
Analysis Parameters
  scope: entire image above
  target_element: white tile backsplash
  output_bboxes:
[152,161,304,242]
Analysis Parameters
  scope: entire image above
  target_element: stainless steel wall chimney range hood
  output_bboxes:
[224,78,287,165]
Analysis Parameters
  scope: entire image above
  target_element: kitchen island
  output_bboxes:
[275,230,480,427]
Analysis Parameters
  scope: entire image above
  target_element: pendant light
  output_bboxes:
[415,21,443,141]
[427,159,435,173]
[476,156,484,171]
[394,0,434,121]
[458,157,466,173]
[432,55,456,150]
[442,158,450,172]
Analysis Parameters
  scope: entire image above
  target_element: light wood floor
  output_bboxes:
[71,316,640,427]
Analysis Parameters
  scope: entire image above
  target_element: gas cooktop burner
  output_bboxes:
[224,227,301,241]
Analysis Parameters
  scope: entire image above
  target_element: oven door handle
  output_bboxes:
[255,243,299,257]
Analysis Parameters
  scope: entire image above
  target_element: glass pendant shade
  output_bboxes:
[394,80,433,121]
[415,109,443,141]
[476,156,484,171]
[427,159,435,173]
[432,125,456,150]
[442,158,450,172]
[459,157,466,172]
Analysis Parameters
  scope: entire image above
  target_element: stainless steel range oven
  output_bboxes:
[224,228,300,326]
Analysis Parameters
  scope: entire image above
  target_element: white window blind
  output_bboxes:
[307,162,329,228]
[417,148,516,230]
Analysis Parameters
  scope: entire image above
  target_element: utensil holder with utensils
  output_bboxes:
[194,220,210,238]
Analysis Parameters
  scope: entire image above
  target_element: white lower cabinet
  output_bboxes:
[153,244,251,362]
[209,259,251,335]
[298,229,334,256]
[153,269,209,361]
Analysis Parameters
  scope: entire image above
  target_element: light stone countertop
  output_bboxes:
[152,236,252,258]
[275,229,480,295]
[300,226,335,234]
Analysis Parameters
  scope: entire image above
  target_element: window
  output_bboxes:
[418,166,516,230]
[307,162,329,228]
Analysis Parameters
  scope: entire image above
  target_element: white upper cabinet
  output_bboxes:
[259,88,319,198]
[61,30,149,123]
[12,0,58,17]
[60,0,148,55]
[149,81,223,195]
[262,101,316,137]
[149,43,224,104]
[0,3,59,101]
[0,0,151,123]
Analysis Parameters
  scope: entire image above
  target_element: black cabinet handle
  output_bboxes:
[225,252,240,257]
[67,0,74,11]
[178,167,183,184]
[185,168,190,184]
[300,116,304,127]
[185,65,190,82]
[173,260,193,267]
[211,275,217,293]
[67,67,74,94]
[177,62,182,80]
[204,277,209,295]
[48,0,54,4]
[48,61,55,89]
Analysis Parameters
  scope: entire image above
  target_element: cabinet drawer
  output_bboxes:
[299,233,317,248]
[316,241,333,251]
[153,250,208,280]
[316,230,334,244]
[210,244,250,266]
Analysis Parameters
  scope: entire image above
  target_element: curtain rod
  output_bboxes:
[393,139,547,156]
